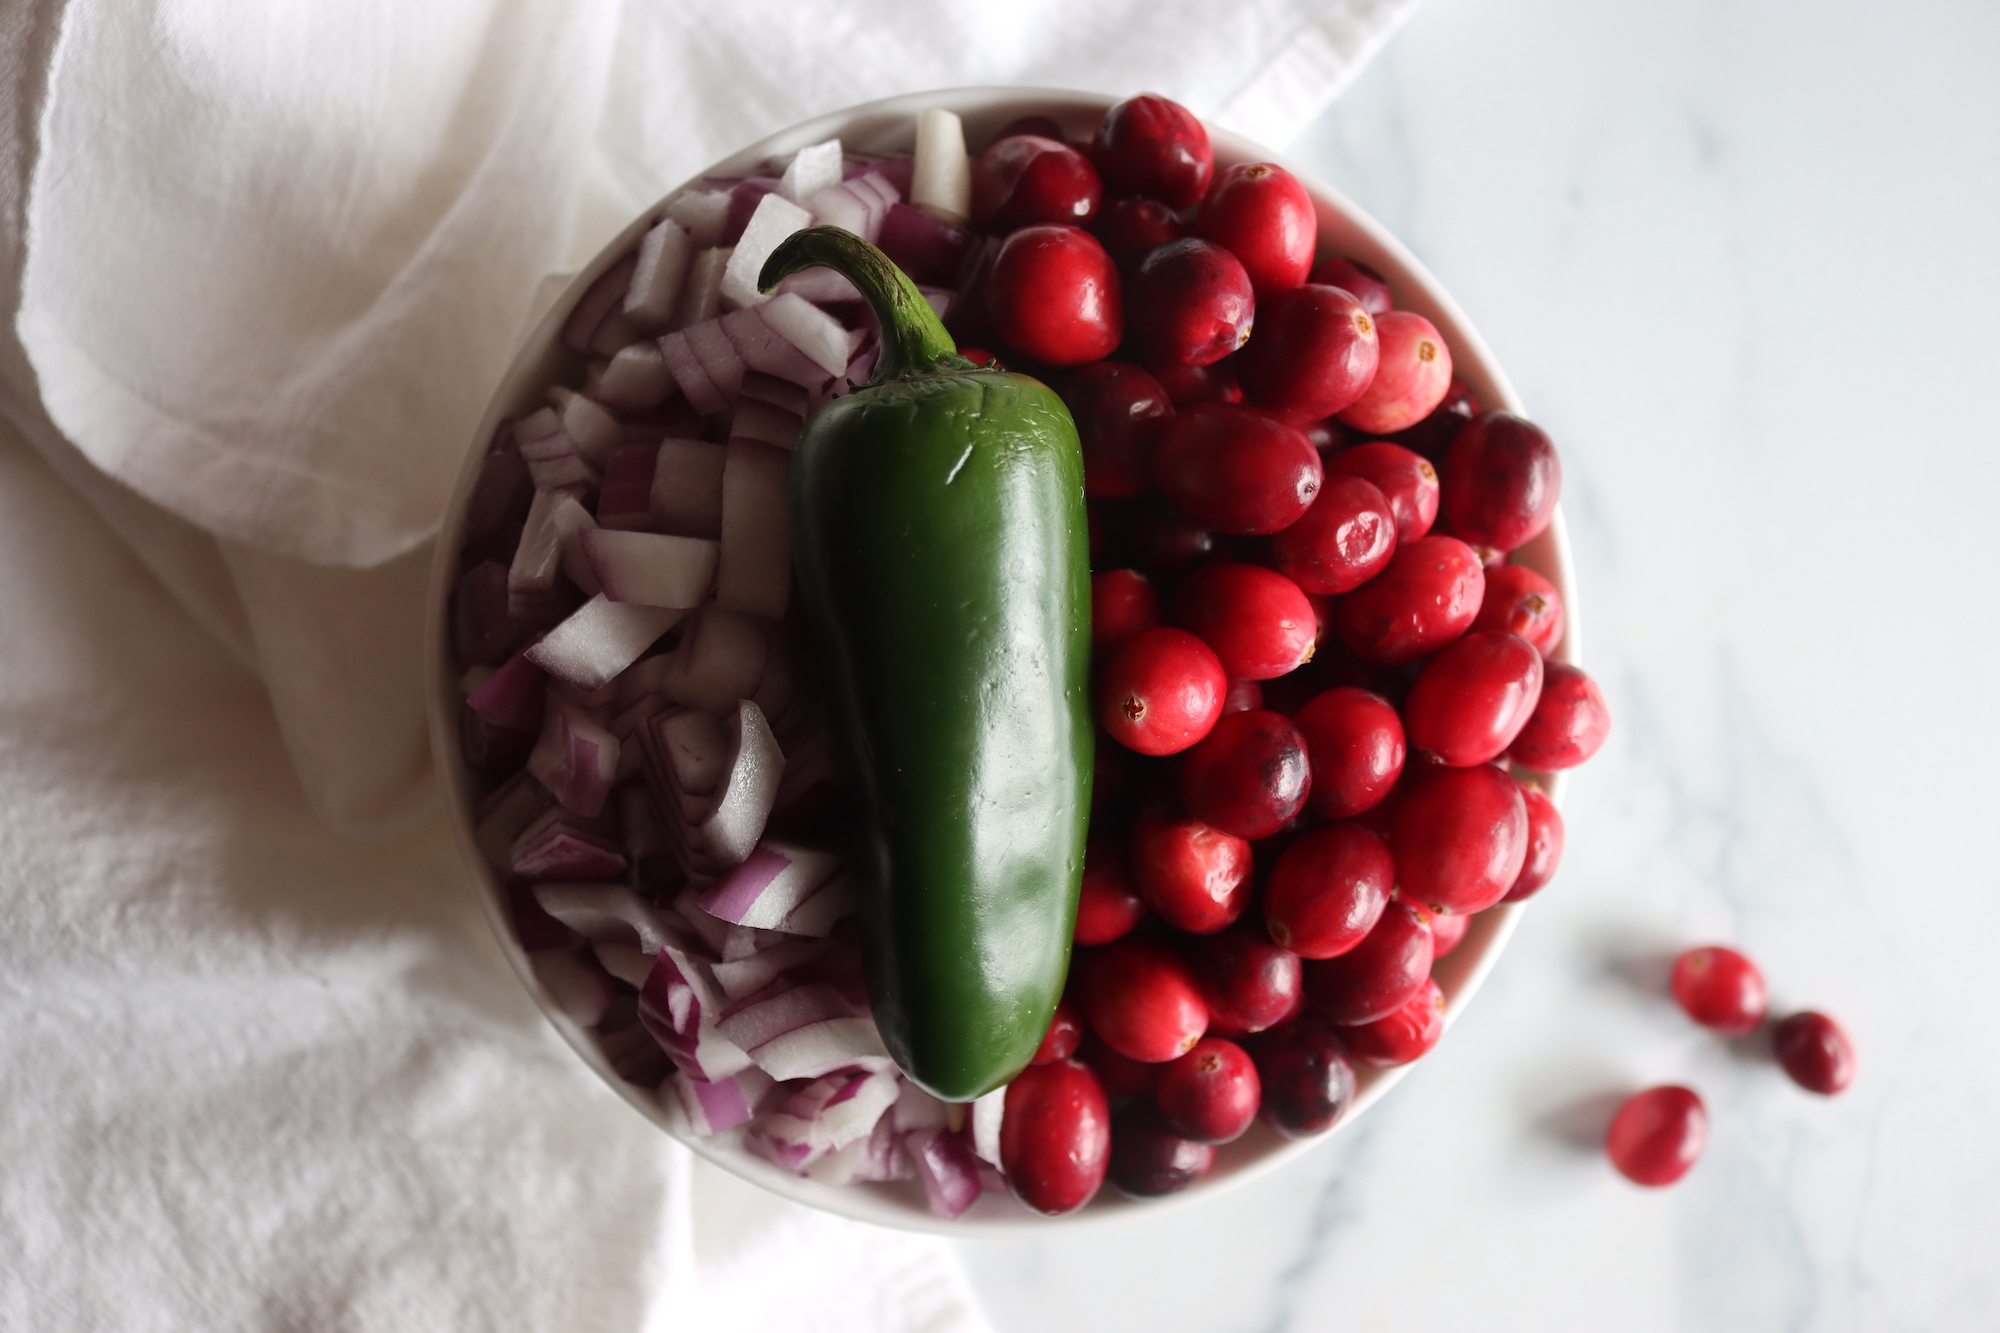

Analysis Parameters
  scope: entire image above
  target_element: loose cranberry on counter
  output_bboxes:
[1336,311,1453,436]
[1402,631,1545,766]
[1128,238,1257,369]
[1221,678,1264,715]
[1309,255,1393,314]
[1193,926,1303,1034]
[1092,94,1213,209]
[1429,907,1471,958]
[1091,568,1163,651]
[1263,823,1396,959]
[1099,626,1227,756]
[1507,661,1611,770]
[1156,1037,1262,1144]
[1439,411,1562,554]
[987,224,1122,366]
[1097,196,1188,267]
[1122,496,1221,578]
[1238,285,1380,422]
[1339,976,1446,1068]
[1605,1086,1707,1187]
[1334,535,1486,666]
[1773,1012,1857,1095]
[1502,782,1566,901]
[1181,709,1312,840]
[1001,1058,1112,1215]
[1130,804,1255,935]
[1082,934,1210,1062]
[1291,687,1407,819]
[971,135,1103,231]
[1108,1105,1217,1197]
[1173,562,1318,680]
[1062,360,1173,499]
[1389,762,1529,915]
[1076,834,1148,946]
[1671,946,1770,1035]
[1032,995,1085,1064]
[1324,441,1440,544]
[1197,163,1316,294]
[1079,1029,1165,1100]
[1391,376,1481,464]
[1472,564,1566,657]
[1151,356,1244,409]
[1270,474,1397,595]
[1154,404,1323,536]
[1302,898,1434,1025]
[1253,1021,1358,1138]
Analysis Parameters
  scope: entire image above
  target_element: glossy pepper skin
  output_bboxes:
[760,228,1093,1102]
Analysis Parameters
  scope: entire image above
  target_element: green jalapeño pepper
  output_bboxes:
[760,227,1092,1102]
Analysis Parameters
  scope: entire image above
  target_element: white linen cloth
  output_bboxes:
[0,1,1417,1327]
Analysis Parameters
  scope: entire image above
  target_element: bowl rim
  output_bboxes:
[423,84,1576,1235]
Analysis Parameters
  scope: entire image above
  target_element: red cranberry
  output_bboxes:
[1151,356,1243,409]
[971,135,1102,231]
[1173,562,1317,680]
[1062,360,1173,499]
[1263,823,1396,959]
[1334,535,1486,667]
[1502,782,1565,901]
[1000,1058,1111,1214]
[1097,196,1188,267]
[1076,834,1148,945]
[1340,977,1446,1068]
[1093,95,1213,210]
[1508,660,1611,770]
[1153,404,1323,536]
[1222,678,1264,714]
[1389,763,1528,915]
[957,345,1005,370]
[1197,163,1316,294]
[1472,564,1566,657]
[1291,688,1406,819]
[1336,311,1453,436]
[1605,1086,1707,1187]
[1108,1105,1216,1197]
[1270,474,1397,594]
[1032,995,1085,1064]
[1440,411,1562,554]
[1128,238,1257,368]
[1193,926,1303,1033]
[1773,1012,1857,1095]
[1671,946,1770,1036]
[1303,898,1434,1025]
[1325,441,1439,544]
[1123,497,1220,578]
[1252,1021,1357,1138]
[1079,1029,1164,1100]
[1429,907,1470,958]
[1130,805,1254,935]
[1091,568,1163,651]
[1308,256,1392,314]
[1238,285,1380,422]
[1181,709,1312,840]
[1156,1037,1261,1144]
[1098,626,1226,756]
[1403,631,1545,766]
[987,224,1122,366]
[1082,934,1209,1062]
[1390,376,1481,464]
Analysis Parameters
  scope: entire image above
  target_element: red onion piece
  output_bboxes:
[563,253,638,354]
[807,1114,912,1184]
[779,139,844,206]
[651,438,727,539]
[467,650,548,733]
[722,192,813,309]
[685,318,748,404]
[673,248,730,330]
[906,1128,983,1219]
[525,595,687,691]
[710,936,835,1001]
[751,1018,890,1081]
[717,981,852,1052]
[557,390,623,467]
[546,492,600,597]
[529,948,614,1028]
[625,217,693,332]
[665,189,731,248]
[776,266,864,304]
[528,694,620,817]
[596,342,675,412]
[869,155,914,197]
[728,398,803,450]
[533,881,676,955]
[716,439,791,620]
[697,840,841,928]
[757,293,851,378]
[877,202,973,288]
[667,886,733,958]
[595,442,660,530]
[723,177,782,244]
[893,1079,955,1133]
[969,1086,1007,1166]
[465,437,532,538]
[474,771,551,869]
[659,331,726,416]
[848,167,903,210]
[579,529,719,608]
[452,562,518,666]
[740,372,810,416]
[805,181,881,245]
[510,807,627,880]
[593,941,653,987]
[693,700,785,866]
[780,874,855,938]
[719,307,830,393]
[675,1067,776,1136]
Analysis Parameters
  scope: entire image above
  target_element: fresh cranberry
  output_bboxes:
[1335,311,1453,436]
[1129,804,1255,934]
[971,135,1103,231]
[1502,782,1565,901]
[1773,1012,1857,1095]
[1092,95,1212,208]
[1097,196,1188,266]
[1062,360,1173,499]
[1122,497,1220,578]
[1108,1105,1216,1197]
[1429,907,1470,958]
[1238,285,1380,422]
[1308,256,1393,314]
[1605,1086,1707,1187]
[1076,834,1148,945]
[1339,977,1446,1068]
[1403,632,1545,766]
[1197,163,1316,294]
[1334,535,1486,666]
[1180,709,1312,840]
[1156,1037,1261,1144]
[1128,238,1257,368]
[1507,661,1610,770]
[1324,441,1439,544]
[1091,568,1163,651]
[1291,688,1406,819]
[1032,995,1085,1064]
[987,224,1122,366]
[1193,926,1303,1033]
[1082,934,1210,1063]
[1263,823,1396,959]
[1389,763,1528,915]
[1153,404,1323,536]
[1173,562,1317,680]
[1671,946,1770,1035]
[1440,411,1562,554]
[1252,1021,1357,1138]
[1099,627,1227,756]
[1270,474,1397,595]
[1222,678,1264,714]
[1151,356,1243,409]
[1302,898,1434,1025]
[1000,1058,1112,1214]
[1390,377,1481,464]
[957,345,1005,370]
[1079,1029,1165,1100]
[1472,564,1566,657]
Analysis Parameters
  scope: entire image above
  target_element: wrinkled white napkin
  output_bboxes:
[0,1,1417,1327]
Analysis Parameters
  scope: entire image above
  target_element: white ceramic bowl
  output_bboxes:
[425,87,1577,1235]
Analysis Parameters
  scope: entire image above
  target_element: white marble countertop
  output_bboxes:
[955,0,2000,1326]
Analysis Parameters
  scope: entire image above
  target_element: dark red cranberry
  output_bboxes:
[1062,360,1173,499]
[1097,196,1189,267]
[1605,1086,1707,1187]
[1263,823,1395,959]
[1098,626,1227,756]
[1403,632,1544,766]
[1079,1029,1164,1100]
[1197,163,1316,294]
[1324,441,1439,544]
[1303,898,1434,1025]
[1507,660,1610,770]
[1130,804,1254,935]
[1390,376,1481,464]
[1308,256,1392,314]
[1001,1058,1112,1214]
[1180,709,1311,840]
[1082,934,1210,1062]
[1108,1104,1216,1197]
[1390,763,1528,915]
[1156,1037,1261,1143]
[1076,834,1148,945]
[1151,356,1243,409]
[1334,535,1486,666]
[1032,995,1085,1064]
[1123,497,1220,578]
[1337,311,1453,435]
[1092,94,1213,209]
[1339,977,1446,1067]
[1773,1012,1857,1095]
[1270,474,1397,595]
[1502,782,1565,901]
[957,345,1005,370]
[1221,678,1264,714]
[971,135,1103,231]
[1238,285,1380,422]
[1440,411,1562,554]
[1193,926,1303,1033]
[1472,564,1566,656]
[1429,907,1470,958]
[1253,1021,1357,1138]
[1153,403,1323,536]
[1671,946,1770,1035]
[1291,688,1406,819]
[1091,568,1163,651]
[1173,562,1317,680]
[1128,238,1257,368]
[987,224,1122,366]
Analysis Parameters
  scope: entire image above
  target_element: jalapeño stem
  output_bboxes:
[759,226,973,385]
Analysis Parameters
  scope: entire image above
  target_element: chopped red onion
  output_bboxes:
[600,1018,673,1083]
[641,947,704,1043]
[728,397,803,450]
[722,192,813,309]
[874,155,914,197]
[512,807,628,880]
[617,782,678,897]
[780,873,855,938]
[673,247,731,330]
[659,331,727,417]
[842,342,879,389]
[563,253,638,354]
[528,693,620,817]
[652,438,727,539]
[779,139,844,206]
[452,561,517,665]
[625,217,693,332]
[529,948,615,1028]
[697,840,841,929]
[548,673,619,711]
[807,1114,912,1184]
[892,1079,955,1133]
[693,700,784,866]
[740,372,810,416]
[467,649,549,734]
[667,886,733,959]
[776,265,863,305]
[685,318,748,404]
[969,1086,1007,1167]
[716,440,791,620]
[526,595,687,691]
[665,189,732,248]
[508,491,565,618]
[533,881,677,953]
[590,309,640,360]
[710,936,835,1000]
[475,770,552,869]
[757,293,851,377]
[595,342,675,412]
[556,390,624,467]
[718,981,850,1052]
[847,168,903,211]
[465,438,533,538]
[595,442,660,530]
[805,181,881,245]
[751,1018,890,1081]
[675,1067,776,1136]
[723,177,782,244]
[660,606,770,712]
[593,941,653,987]
[718,307,831,392]
[651,706,729,801]
[720,922,766,962]
[905,1128,983,1219]
[579,529,719,608]
[547,492,601,597]
[911,109,971,227]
